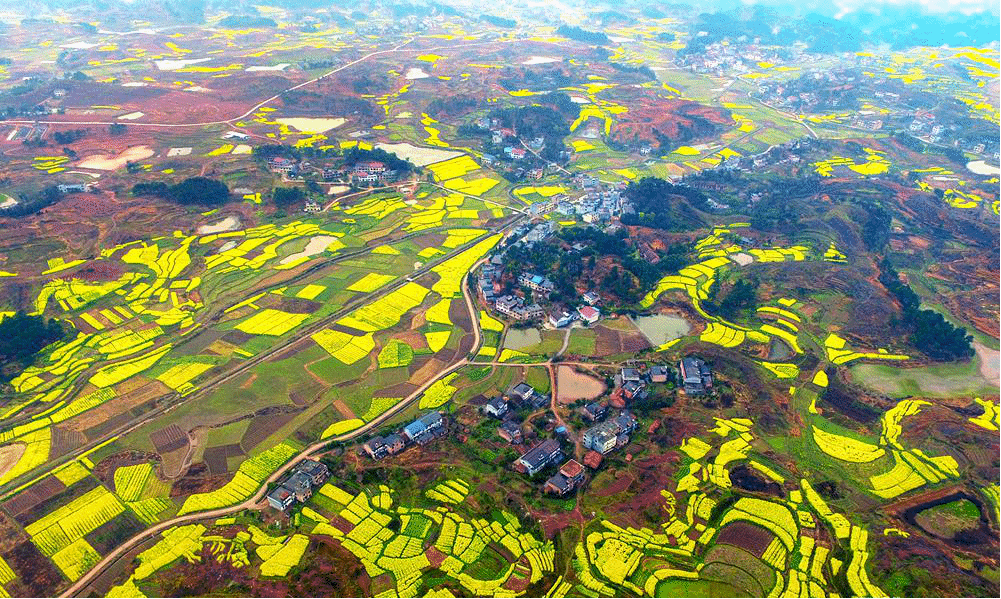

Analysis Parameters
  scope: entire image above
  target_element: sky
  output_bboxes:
[828,0,999,14]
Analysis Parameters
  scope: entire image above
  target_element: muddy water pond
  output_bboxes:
[503,327,541,350]
[632,314,691,346]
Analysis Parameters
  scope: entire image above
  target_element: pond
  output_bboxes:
[966,160,1000,176]
[632,314,691,346]
[502,327,541,350]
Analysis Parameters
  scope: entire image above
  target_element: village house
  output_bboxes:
[583,450,603,470]
[519,272,555,294]
[266,486,294,511]
[620,368,642,383]
[355,160,387,174]
[548,310,574,328]
[483,396,509,419]
[362,433,405,460]
[581,401,608,423]
[283,472,314,502]
[577,306,600,325]
[582,411,638,455]
[514,439,563,476]
[494,295,544,321]
[268,157,299,175]
[295,459,330,486]
[649,365,670,384]
[265,459,331,511]
[402,411,445,445]
[621,380,648,401]
[508,382,546,408]
[679,357,713,395]
[543,459,585,496]
[497,420,523,444]
[57,183,90,194]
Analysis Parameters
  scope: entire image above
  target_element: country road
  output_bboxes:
[62,249,492,597]
[0,213,524,499]
[60,263,629,596]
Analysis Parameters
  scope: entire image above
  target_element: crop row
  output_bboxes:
[178,443,298,515]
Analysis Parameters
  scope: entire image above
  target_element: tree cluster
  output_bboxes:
[52,129,87,145]
[879,259,974,361]
[426,95,478,119]
[0,312,66,381]
[342,147,413,172]
[705,279,758,320]
[556,25,610,45]
[3,185,62,217]
[480,14,516,28]
[622,177,710,229]
[132,177,230,206]
[273,186,307,207]
[217,15,276,27]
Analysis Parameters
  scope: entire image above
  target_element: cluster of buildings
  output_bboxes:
[548,300,601,329]
[494,294,545,321]
[484,382,550,421]
[473,117,538,162]
[266,459,330,512]
[480,384,587,497]
[679,40,791,77]
[267,157,399,185]
[605,365,668,407]
[362,411,445,460]
[511,438,586,497]
[603,358,710,408]
[476,259,552,322]
[526,178,625,224]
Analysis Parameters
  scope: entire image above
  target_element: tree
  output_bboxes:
[132,178,229,206]
[0,312,67,381]
[273,186,306,207]
[879,259,974,361]
[168,177,230,205]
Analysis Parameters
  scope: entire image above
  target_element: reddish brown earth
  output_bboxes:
[612,99,731,146]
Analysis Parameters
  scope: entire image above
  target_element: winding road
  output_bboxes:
[62,251,491,597]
